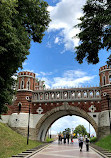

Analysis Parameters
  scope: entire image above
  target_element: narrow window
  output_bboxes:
[27,81,30,90]
[109,75,111,83]
[21,80,24,89]
[103,76,105,85]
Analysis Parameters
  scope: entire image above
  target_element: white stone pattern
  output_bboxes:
[32,87,101,102]
[37,107,43,114]
[89,105,96,113]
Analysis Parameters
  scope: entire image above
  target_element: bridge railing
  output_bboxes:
[32,87,101,103]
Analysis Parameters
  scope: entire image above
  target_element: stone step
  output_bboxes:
[90,144,111,158]
[22,151,33,153]
[12,156,24,157]
[18,153,29,155]
[26,149,36,151]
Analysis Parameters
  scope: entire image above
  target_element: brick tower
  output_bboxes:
[13,71,36,113]
[98,65,111,137]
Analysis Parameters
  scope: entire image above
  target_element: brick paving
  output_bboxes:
[31,139,103,158]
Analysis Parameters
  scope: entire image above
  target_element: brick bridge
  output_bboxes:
[1,65,111,141]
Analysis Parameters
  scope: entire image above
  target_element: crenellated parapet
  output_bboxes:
[99,65,111,87]
[18,71,36,91]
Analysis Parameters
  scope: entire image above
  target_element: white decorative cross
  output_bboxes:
[36,107,43,114]
[89,105,96,112]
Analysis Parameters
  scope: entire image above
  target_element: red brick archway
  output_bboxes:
[36,102,98,141]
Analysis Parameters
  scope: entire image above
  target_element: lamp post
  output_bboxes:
[26,96,32,145]
[50,126,51,139]
[106,94,111,134]
[89,122,90,138]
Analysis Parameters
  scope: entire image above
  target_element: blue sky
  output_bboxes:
[21,0,110,135]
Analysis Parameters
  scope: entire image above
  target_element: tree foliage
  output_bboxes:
[73,125,88,136]
[0,0,50,114]
[63,128,71,134]
[75,0,111,64]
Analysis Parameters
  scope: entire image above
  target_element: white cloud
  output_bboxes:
[46,41,52,48]
[22,62,27,66]
[52,70,95,88]
[40,77,52,89]
[40,71,53,76]
[64,70,86,78]
[35,73,40,77]
[23,69,34,73]
[36,69,95,89]
[54,37,59,44]
[47,0,86,51]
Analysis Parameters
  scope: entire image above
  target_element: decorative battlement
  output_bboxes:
[99,65,111,74]
[18,71,35,78]
[99,65,111,87]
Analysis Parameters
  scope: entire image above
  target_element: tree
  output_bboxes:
[62,128,71,135]
[73,125,88,136]
[74,0,111,64]
[65,128,71,134]
[0,0,50,115]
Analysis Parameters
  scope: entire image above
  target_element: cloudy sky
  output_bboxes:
[21,0,110,136]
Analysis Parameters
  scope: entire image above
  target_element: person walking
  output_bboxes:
[71,134,73,144]
[58,133,61,144]
[85,135,90,151]
[64,134,66,144]
[66,133,70,144]
[78,134,84,152]
[60,134,62,144]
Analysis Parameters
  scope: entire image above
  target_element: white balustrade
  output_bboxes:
[32,87,101,102]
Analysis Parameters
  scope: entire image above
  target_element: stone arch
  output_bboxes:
[36,102,98,141]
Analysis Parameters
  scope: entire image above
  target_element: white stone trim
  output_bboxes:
[88,112,99,125]
[0,115,10,123]
[98,110,111,127]
[7,113,44,128]
[101,84,111,87]
[19,75,34,78]
[17,89,32,92]
[89,105,96,112]
[36,107,43,114]
[99,68,111,74]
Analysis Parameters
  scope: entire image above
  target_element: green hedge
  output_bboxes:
[90,137,97,143]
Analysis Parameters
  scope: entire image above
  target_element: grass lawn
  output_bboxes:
[0,122,43,158]
[46,137,54,142]
[95,135,111,151]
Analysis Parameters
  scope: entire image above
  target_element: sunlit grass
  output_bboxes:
[45,137,54,142]
[0,122,43,158]
[96,135,111,151]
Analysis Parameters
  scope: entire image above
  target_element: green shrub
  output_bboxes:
[90,137,97,143]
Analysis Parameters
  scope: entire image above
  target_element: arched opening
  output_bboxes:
[36,103,98,141]
[21,80,24,89]
[103,76,105,85]
[50,115,96,139]
[109,75,111,83]
[27,81,30,90]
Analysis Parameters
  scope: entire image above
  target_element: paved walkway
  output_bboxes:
[31,139,103,158]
